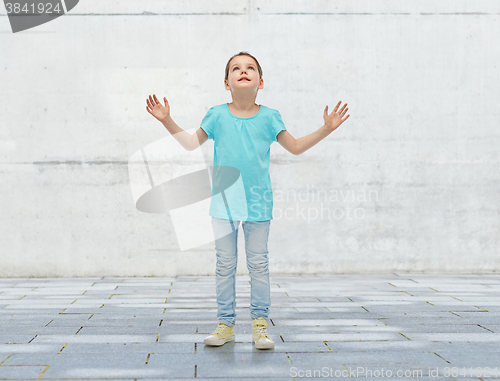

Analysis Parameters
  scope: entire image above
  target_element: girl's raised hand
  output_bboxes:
[146,94,170,123]
[324,101,350,132]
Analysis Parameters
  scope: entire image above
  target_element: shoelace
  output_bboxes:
[214,324,230,336]
[253,325,270,340]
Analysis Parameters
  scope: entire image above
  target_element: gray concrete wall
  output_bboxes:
[1,0,499,277]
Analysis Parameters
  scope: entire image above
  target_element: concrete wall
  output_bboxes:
[1,0,499,276]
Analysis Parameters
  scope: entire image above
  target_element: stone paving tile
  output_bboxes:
[431,351,500,368]
[2,313,93,319]
[270,325,402,335]
[70,298,169,304]
[358,310,484,318]
[478,324,500,332]
[324,340,500,352]
[142,379,461,381]
[378,316,475,324]
[1,319,54,327]
[40,364,193,379]
[0,364,48,378]
[2,353,147,367]
[156,334,206,343]
[287,351,447,367]
[92,312,217,321]
[281,331,408,342]
[400,332,500,341]
[199,341,332,353]
[0,344,62,353]
[141,379,296,381]
[401,325,494,333]
[45,318,160,327]
[149,352,293,378]
[0,335,39,344]
[1,307,70,314]
[271,318,384,326]
[60,342,194,354]
[270,311,372,319]
[74,326,177,335]
[0,274,498,380]
[84,323,206,335]
[354,305,487,313]
[0,327,84,335]
[30,334,159,344]
[455,311,500,318]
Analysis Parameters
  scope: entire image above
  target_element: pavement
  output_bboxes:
[0,273,499,380]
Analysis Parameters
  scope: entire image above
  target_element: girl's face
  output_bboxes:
[224,56,263,93]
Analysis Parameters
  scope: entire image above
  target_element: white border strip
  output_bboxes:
[61,0,68,14]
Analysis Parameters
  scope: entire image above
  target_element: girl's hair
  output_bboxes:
[225,52,263,80]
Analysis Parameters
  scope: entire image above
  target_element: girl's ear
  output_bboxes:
[224,79,231,91]
[258,78,264,89]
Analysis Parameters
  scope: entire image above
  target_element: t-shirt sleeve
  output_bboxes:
[271,109,287,142]
[200,107,215,140]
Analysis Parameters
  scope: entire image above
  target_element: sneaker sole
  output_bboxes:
[254,340,275,350]
[203,336,235,346]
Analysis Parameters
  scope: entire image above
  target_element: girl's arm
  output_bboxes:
[277,101,350,155]
[146,94,207,151]
[163,116,208,151]
[278,127,330,156]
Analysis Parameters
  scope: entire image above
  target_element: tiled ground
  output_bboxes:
[0,274,499,380]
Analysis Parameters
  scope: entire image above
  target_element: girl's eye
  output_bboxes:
[233,67,239,71]
[249,67,254,70]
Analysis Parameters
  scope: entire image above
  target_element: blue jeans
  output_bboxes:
[211,216,271,327]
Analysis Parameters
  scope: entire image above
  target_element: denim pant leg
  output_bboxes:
[212,217,241,327]
[242,219,271,320]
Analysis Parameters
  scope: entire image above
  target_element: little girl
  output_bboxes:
[146,51,350,350]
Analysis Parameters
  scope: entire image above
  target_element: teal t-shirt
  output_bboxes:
[200,103,286,221]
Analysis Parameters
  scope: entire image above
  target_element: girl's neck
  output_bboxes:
[227,101,260,118]
[229,94,258,112]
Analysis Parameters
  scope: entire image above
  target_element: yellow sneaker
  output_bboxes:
[203,322,235,346]
[252,317,274,349]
